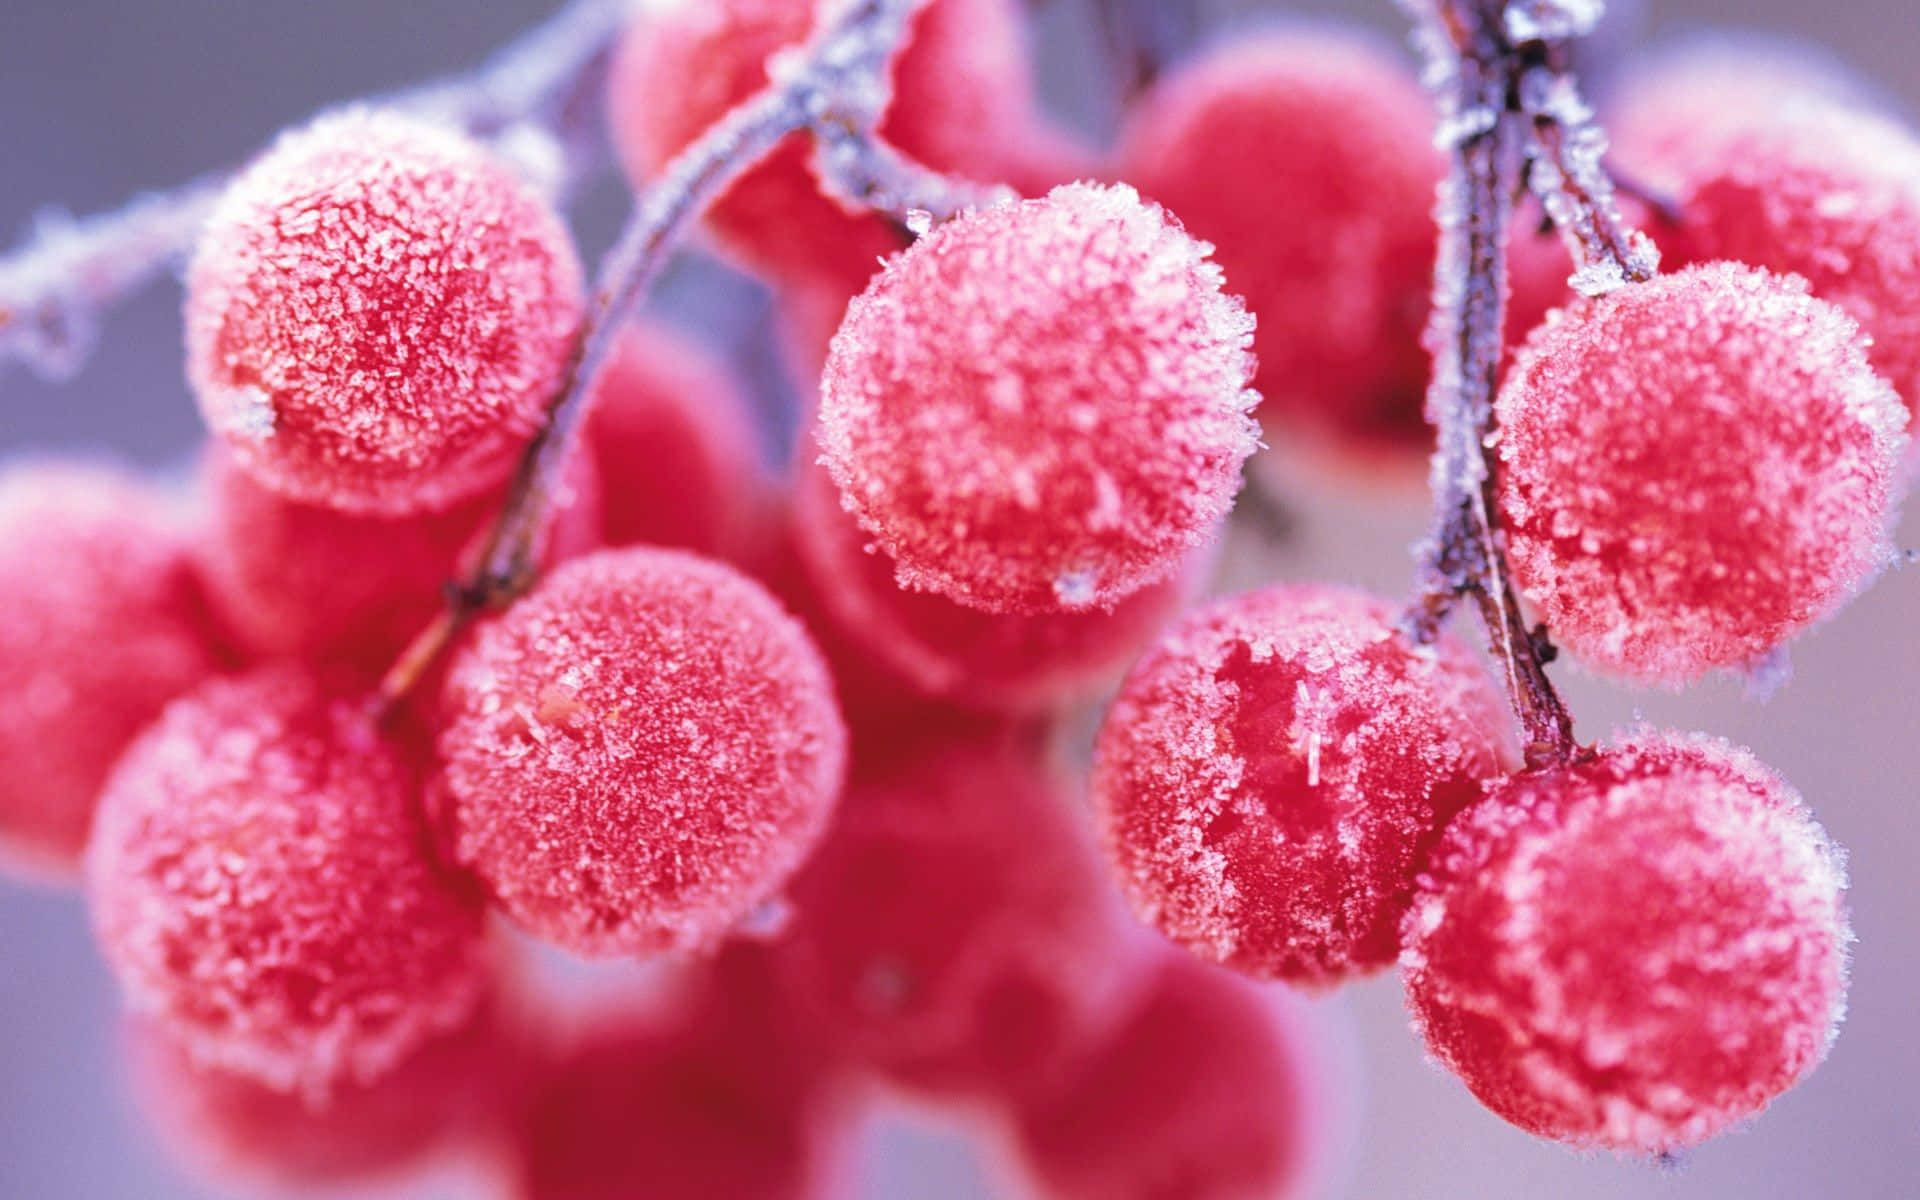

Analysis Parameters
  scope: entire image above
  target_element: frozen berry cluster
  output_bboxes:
[1,0,1914,1196]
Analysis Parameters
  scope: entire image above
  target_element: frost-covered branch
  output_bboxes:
[1402,0,1656,768]
[376,0,937,712]
[1517,47,1660,295]
[812,125,1015,230]
[0,0,629,384]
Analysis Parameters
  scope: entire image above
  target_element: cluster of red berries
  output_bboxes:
[2,1,1914,1196]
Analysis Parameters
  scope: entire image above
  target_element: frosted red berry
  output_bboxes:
[85,667,489,1096]
[1403,731,1851,1153]
[185,108,585,515]
[774,728,1141,1099]
[1120,30,1440,452]
[435,546,846,956]
[1495,262,1906,684]
[1091,583,1512,986]
[789,453,1199,714]
[1614,88,1920,419]
[818,182,1258,614]
[584,322,768,561]
[1012,952,1329,1200]
[0,461,224,876]
[607,0,1055,296]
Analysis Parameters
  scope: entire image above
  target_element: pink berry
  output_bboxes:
[1495,262,1906,684]
[1091,583,1512,986]
[1012,951,1329,1200]
[584,323,768,561]
[1119,30,1440,452]
[85,666,489,1096]
[1607,37,1889,195]
[1403,731,1851,1152]
[607,0,1056,296]
[124,1001,504,1192]
[194,445,600,676]
[773,726,1142,1099]
[818,182,1258,614]
[788,453,1199,714]
[185,108,585,515]
[513,948,856,1200]
[434,547,846,956]
[0,461,225,876]
[1614,88,1920,419]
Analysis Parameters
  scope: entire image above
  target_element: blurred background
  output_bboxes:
[2,1,1914,1197]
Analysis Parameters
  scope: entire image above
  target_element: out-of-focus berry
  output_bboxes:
[607,0,1064,297]
[86,667,489,1096]
[1403,731,1851,1153]
[1091,583,1512,986]
[583,322,769,562]
[185,108,584,515]
[0,461,226,877]
[434,547,846,956]
[819,182,1258,614]
[1120,29,1440,453]
[511,948,858,1200]
[773,727,1144,1100]
[123,998,507,1193]
[1011,951,1329,1200]
[1495,262,1906,684]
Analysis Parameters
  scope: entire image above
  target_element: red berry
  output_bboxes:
[435,547,846,956]
[123,1000,504,1192]
[607,0,1056,296]
[819,182,1258,614]
[194,445,601,675]
[773,727,1142,1099]
[513,948,857,1200]
[1403,731,1851,1152]
[0,461,225,876]
[186,108,585,515]
[1091,583,1512,986]
[85,667,489,1096]
[584,322,769,561]
[789,453,1201,714]
[1614,88,1920,420]
[1495,262,1906,683]
[1012,951,1331,1200]
[1120,29,1440,452]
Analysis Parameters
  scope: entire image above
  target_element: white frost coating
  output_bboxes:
[1435,106,1498,151]
[215,384,277,441]
[1504,0,1606,42]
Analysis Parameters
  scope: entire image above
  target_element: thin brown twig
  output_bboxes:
[1403,0,1625,769]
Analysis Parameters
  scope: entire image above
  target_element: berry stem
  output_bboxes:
[373,0,938,716]
[1403,0,1615,768]
[0,0,628,384]
[812,124,1015,229]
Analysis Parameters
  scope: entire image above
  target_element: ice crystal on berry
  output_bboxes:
[818,181,1258,614]
[1092,584,1513,985]
[185,108,584,515]
[1496,262,1906,684]
[434,547,846,956]
[1404,731,1851,1153]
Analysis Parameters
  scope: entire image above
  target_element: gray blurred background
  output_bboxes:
[2,2,1915,1197]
